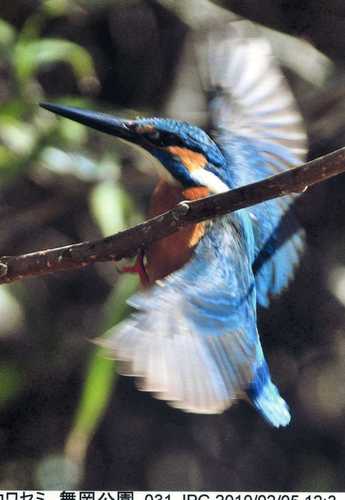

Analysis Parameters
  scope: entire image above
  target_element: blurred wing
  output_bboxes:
[197,21,307,305]
[99,217,290,426]
[101,218,258,413]
[199,21,307,166]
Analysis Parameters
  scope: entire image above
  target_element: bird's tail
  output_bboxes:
[246,358,291,427]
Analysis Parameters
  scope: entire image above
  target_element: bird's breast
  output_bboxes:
[145,180,209,284]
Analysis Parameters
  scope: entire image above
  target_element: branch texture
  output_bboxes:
[1,146,345,285]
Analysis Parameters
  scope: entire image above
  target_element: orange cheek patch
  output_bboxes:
[167,146,207,171]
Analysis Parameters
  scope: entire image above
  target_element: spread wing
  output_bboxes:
[198,21,308,306]
[99,216,290,426]
[201,22,307,164]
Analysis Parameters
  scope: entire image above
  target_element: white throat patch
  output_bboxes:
[190,168,229,193]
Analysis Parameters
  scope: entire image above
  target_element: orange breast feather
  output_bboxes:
[145,180,209,284]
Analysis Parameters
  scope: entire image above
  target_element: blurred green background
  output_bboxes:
[0,0,345,491]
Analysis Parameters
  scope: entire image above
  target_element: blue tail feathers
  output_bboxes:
[246,360,291,427]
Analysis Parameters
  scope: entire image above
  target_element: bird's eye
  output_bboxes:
[142,129,181,147]
[145,130,161,142]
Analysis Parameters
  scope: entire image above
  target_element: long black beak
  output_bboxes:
[40,102,136,142]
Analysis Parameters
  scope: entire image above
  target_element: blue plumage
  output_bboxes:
[246,358,291,427]
[137,117,225,166]
[42,21,307,426]
[214,133,305,307]
[108,195,294,425]
[101,23,307,426]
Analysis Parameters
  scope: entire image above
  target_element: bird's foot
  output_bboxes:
[120,251,149,287]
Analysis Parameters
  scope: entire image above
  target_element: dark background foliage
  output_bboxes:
[0,0,344,491]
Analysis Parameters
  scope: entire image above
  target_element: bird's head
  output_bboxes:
[40,103,229,193]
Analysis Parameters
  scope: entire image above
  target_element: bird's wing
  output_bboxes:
[199,21,307,168]
[198,21,307,306]
[99,216,290,426]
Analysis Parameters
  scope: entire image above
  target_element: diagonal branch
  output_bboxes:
[0,146,345,285]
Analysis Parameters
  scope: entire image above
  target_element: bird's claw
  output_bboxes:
[118,251,149,287]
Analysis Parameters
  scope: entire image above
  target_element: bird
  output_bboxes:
[40,21,307,427]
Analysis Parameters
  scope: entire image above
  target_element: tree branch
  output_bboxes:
[1,146,345,285]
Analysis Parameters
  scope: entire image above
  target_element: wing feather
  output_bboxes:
[99,216,290,425]
[100,216,259,414]
[197,21,308,305]
[198,22,307,162]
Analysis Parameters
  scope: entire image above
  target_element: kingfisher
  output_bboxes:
[41,22,307,427]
